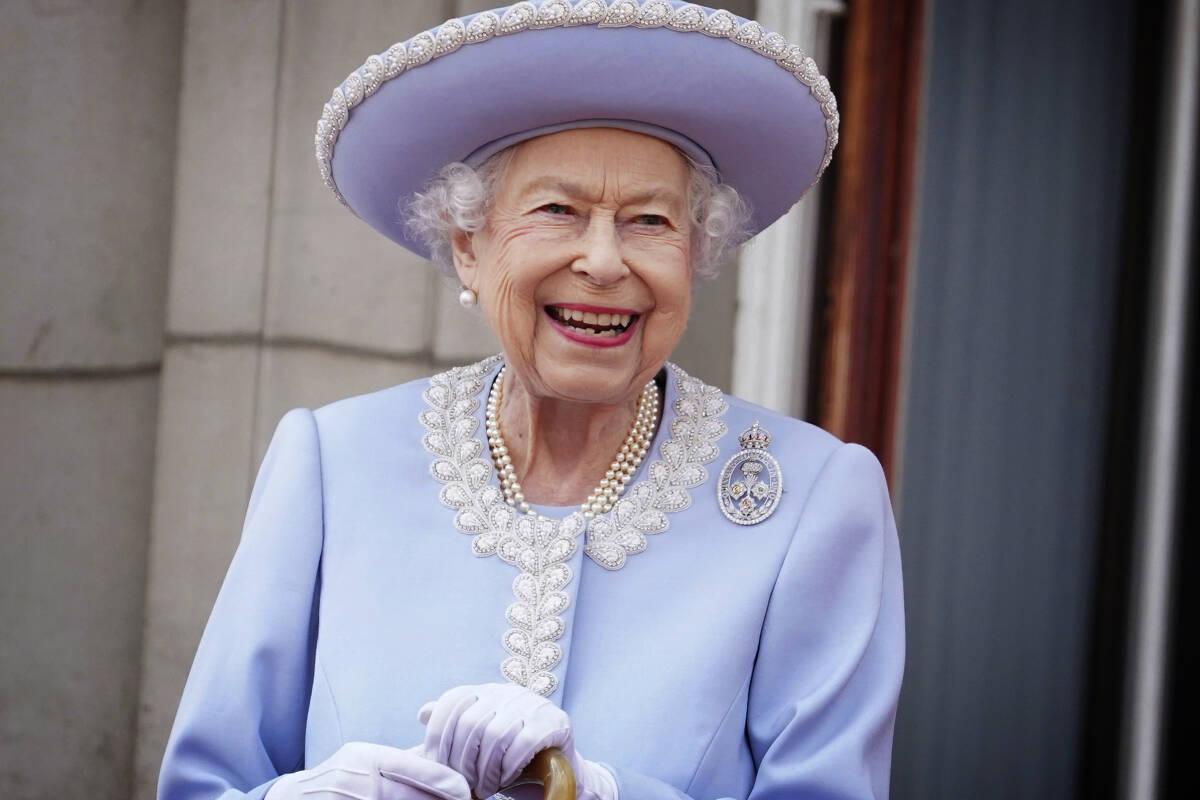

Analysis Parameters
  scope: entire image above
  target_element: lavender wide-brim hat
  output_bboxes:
[315,0,839,260]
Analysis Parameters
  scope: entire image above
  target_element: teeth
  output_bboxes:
[548,306,636,332]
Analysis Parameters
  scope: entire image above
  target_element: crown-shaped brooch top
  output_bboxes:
[738,421,772,450]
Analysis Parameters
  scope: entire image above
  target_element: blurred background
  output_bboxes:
[1,0,1195,798]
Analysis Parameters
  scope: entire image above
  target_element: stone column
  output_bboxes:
[132,2,496,796]
[0,1,183,798]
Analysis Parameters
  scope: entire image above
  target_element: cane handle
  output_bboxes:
[515,747,575,800]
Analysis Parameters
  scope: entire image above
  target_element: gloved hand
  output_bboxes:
[417,683,617,800]
[265,741,472,800]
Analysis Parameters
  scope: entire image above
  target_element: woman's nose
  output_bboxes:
[571,215,628,285]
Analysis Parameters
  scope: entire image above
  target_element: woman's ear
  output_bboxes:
[450,228,478,290]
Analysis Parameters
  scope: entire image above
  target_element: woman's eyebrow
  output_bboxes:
[518,177,589,197]
[620,189,684,210]
[518,177,683,209]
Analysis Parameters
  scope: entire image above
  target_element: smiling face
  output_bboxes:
[451,128,694,405]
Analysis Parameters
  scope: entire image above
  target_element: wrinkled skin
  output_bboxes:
[452,128,693,506]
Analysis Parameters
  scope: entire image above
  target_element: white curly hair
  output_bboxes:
[406,144,752,281]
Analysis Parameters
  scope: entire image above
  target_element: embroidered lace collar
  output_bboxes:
[420,355,728,694]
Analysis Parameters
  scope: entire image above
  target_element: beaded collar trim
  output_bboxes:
[315,0,839,206]
[420,356,728,695]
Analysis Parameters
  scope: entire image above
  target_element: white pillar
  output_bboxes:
[732,0,845,416]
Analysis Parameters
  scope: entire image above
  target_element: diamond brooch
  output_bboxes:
[717,421,782,525]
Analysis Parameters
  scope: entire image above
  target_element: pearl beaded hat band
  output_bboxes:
[315,0,839,261]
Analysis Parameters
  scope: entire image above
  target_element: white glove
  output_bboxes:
[417,683,617,800]
[265,741,472,800]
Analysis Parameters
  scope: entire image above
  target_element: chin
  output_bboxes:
[520,352,648,407]
[537,358,647,405]
[514,313,655,402]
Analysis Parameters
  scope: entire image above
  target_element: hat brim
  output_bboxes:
[319,1,838,260]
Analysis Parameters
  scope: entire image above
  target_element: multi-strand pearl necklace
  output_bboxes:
[485,366,660,518]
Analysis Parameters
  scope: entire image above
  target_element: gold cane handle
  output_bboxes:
[517,747,575,800]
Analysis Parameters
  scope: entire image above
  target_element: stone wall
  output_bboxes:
[133,3,465,795]
[0,1,183,797]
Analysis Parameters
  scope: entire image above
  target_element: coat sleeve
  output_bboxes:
[608,443,905,800]
[742,442,905,799]
[158,409,325,800]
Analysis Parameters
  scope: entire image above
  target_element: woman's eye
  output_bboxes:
[540,203,573,215]
[634,214,668,226]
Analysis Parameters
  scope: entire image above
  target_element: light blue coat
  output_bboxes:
[158,357,904,799]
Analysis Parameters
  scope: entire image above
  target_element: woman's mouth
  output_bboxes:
[544,304,640,347]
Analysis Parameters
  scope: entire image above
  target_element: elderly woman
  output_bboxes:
[158,3,903,800]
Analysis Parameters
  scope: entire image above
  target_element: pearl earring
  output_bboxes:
[458,287,477,308]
